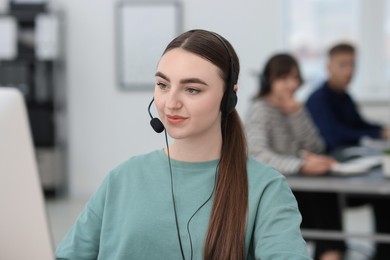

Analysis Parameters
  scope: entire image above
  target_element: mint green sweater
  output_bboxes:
[56,150,310,259]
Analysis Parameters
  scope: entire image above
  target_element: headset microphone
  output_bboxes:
[148,98,165,133]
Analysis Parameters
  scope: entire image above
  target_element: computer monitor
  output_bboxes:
[0,87,54,259]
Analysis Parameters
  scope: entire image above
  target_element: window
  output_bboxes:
[284,0,390,101]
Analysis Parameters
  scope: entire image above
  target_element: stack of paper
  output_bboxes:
[331,155,383,176]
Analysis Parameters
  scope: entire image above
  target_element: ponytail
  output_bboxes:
[204,110,248,260]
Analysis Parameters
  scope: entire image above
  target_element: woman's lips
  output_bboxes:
[166,115,188,124]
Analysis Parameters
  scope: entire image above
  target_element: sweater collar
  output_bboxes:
[323,81,349,99]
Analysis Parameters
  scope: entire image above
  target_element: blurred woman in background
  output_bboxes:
[245,53,345,260]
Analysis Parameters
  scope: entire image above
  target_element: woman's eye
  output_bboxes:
[186,88,200,94]
[157,82,167,89]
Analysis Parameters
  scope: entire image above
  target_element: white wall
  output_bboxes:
[48,0,286,198]
[0,0,6,12]
[359,101,390,127]
[2,0,388,198]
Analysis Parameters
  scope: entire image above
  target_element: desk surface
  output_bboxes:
[287,167,390,242]
[286,167,390,195]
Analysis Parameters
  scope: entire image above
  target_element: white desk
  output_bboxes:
[287,167,390,196]
[286,166,390,243]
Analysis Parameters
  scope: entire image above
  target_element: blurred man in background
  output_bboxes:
[306,43,390,260]
[306,43,389,153]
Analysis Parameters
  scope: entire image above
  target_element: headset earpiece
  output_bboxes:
[220,88,237,116]
[210,32,238,118]
[260,73,270,90]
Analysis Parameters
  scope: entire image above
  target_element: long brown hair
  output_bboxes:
[163,29,248,260]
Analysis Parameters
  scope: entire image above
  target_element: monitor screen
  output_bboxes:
[0,87,54,259]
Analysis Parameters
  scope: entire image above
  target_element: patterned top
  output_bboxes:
[245,98,324,175]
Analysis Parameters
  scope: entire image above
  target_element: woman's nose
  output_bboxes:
[166,90,182,109]
[288,79,300,92]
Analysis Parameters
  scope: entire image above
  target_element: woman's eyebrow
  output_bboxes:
[155,71,169,81]
[155,71,208,86]
[180,78,208,86]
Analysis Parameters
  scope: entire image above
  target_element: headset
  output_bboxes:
[148,30,238,132]
[147,99,165,133]
[147,30,237,260]
[212,31,238,118]
[260,73,271,94]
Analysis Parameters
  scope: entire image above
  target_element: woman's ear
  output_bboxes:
[233,84,238,93]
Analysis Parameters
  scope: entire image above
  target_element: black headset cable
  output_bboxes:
[164,130,186,260]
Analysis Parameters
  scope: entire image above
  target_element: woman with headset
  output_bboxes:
[245,53,346,260]
[56,30,309,260]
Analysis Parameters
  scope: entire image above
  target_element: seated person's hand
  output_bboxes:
[275,92,302,115]
[300,151,337,176]
[382,127,390,139]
